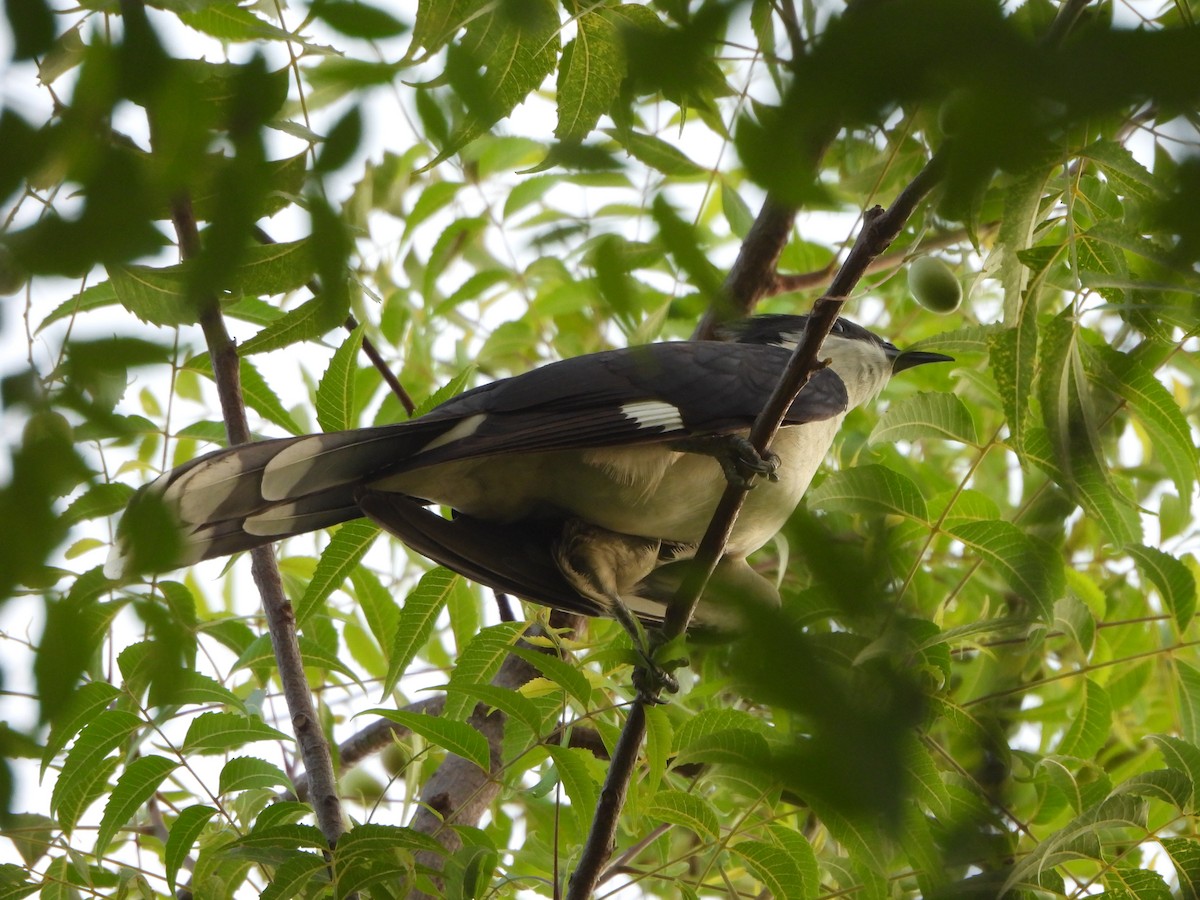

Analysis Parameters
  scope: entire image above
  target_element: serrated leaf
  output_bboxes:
[95,755,178,856]
[236,239,317,297]
[1057,678,1112,758]
[1149,734,1200,801]
[674,728,771,768]
[351,566,400,656]
[948,520,1063,619]
[188,354,303,435]
[1128,545,1196,633]
[807,464,928,521]
[1160,837,1200,899]
[1093,347,1198,503]
[1082,140,1164,205]
[37,280,118,332]
[42,681,120,774]
[62,482,134,525]
[110,263,197,326]
[988,319,1037,452]
[442,682,547,735]
[1023,427,1142,547]
[316,325,363,433]
[260,852,330,900]
[366,709,490,772]
[238,296,342,356]
[546,745,599,836]
[51,709,142,830]
[232,633,359,682]
[510,644,592,708]
[442,621,526,721]
[734,839,806,900]
[385,567,457,695]
[296,520,380,626]
[609,128,705,176]
[181,711,291,755]
[556,12,623,142]
[766,824,819,898]
[425,0,559,167]
[166,670,245,711]
[1174,661,1200,748]
[219,757,291,794]
[646,790,720,841]
[869,391,978,446]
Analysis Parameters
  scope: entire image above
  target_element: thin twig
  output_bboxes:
[167,194,347,846]
[252,226,415,414]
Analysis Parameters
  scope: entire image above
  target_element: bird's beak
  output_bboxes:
[892,349,954,373]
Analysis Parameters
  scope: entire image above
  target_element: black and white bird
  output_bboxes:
[107,315,950,630]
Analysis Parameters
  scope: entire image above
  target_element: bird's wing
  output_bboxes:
[260,341,846,500]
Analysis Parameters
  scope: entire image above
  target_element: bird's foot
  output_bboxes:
[670,434,780,490]
[631,644,686,704]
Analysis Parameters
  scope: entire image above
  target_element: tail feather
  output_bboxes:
[110,421,442,577]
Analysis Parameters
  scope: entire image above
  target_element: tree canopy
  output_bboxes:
[1,0,1199,897]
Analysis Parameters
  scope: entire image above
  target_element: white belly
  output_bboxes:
[376,419,843,557]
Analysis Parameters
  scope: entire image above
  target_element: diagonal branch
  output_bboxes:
[169,198,346,848]
[566,149,948,899]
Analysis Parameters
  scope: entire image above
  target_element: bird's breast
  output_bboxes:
[378,418,844,557]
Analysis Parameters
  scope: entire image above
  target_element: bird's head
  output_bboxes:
[718,314,953,407]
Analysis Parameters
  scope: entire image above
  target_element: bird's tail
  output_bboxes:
[106,420,445,578]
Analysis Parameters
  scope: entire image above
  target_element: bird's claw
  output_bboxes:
[670,434,780,490]
[632,652,685,704]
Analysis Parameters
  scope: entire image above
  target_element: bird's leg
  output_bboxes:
[668,434,780,490]
[553,520,684,701]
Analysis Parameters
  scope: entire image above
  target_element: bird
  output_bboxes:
[107,314,951,638]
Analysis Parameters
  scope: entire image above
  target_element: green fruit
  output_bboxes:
[0,245,27,296]
[908,257,962,314]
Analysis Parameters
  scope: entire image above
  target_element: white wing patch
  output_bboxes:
[619,400,684,433]
[417,413,486,454]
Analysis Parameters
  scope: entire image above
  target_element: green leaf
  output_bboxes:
[807,464,929,521]
[1093,347,1198,502]
[869,392,978,446]
[95,755,178,856]
[188,354,303,435]
[260,852,330,900]
[1159,837,1200,899]
[426,0,559,166]
[1056,678,1112,758]
[219,757,291,794]
[1128,545,1196,633]
[610,128,705,177]
[385,567,457,695]
[296,520,381,626]
[350,566,400,656]
[645,790,720,841]
[37,280,119,332]
[556,12,623,142]
[165,671,245,711]
[51,709,141,831]
[734,839,806,900]
[163,808,218,888]
[1174,662,1200,749]
[509,644,593,708]
[766,824,819,898]
[238,296,342,356]
[236,239,317,297]
[988,320,1037,453]
[312,0,407,39]
[109,263,197,326]
[546,745,600,836]
[62,482,134,525]
[442,621,526,721]
[948,520,1063,620]
[181,712,291,755]
[367,709,490,772]
[1023,427,1142,547]
[316,324,363,433]
[41,681,120,775]
[442,682,548,735]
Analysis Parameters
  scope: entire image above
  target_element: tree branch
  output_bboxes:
[170,197,346,848]
[566,149,949,898]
